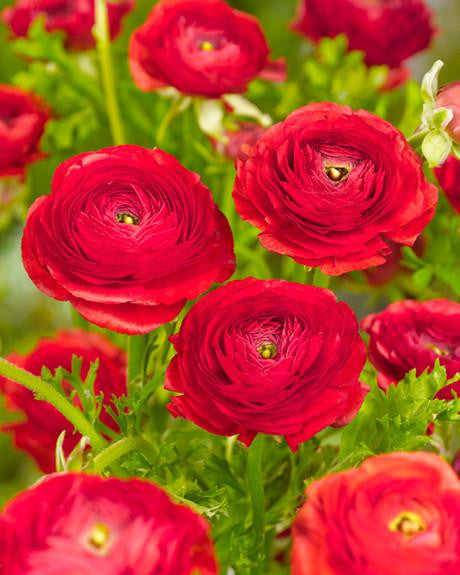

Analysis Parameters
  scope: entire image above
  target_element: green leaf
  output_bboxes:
[422,129,452,167]
[420,59,444,104]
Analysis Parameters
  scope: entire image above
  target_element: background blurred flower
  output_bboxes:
[129,0,274,97]
[293,0,435,70]
[166,278,367,451]
[0,84,48,179]
[292,451,460,575]
[234,102,438,275]
[361,299,460,391]
[0,330,126,472]
[0,473,218,574]
[436,81,460,144]
[3,0,134,50]
[21,145,235,334]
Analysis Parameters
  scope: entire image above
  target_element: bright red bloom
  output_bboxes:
[0,330,126,472]
[129,0,275,97]
[361,299,460,393]
[435,155,460,213]
[22,145,235,334]
[166,278,367,451]
[293,0,435,69]
[234,103,437,275]
[3,0,134,50]
[292,451,460,575]
[0,473,217,574]
[437,82,460,145]
[0,84,48,179]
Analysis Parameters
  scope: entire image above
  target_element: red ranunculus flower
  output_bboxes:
[0,473,217,574]
[0,330,126,472]
[0,84,48,179]
[292,451,460,575]
[292,0,435,69]
[166,278,367,451]
[215,122,267,160]
[21,145,235,334]
[3,0,134,50]
[437,82,460,145]
[233,103,438,276]
[361,299,460,393]
[129,0,276,97]
[435,155,460,213]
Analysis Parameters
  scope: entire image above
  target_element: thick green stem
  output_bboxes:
[127,334,149,386]
[0,357,106,450]
[247,435,266,550]
[94,0,125,145]
[408,128,429,149]
[92,436,156,473]
[312,268,331,288]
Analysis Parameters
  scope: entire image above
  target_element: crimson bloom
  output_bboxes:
[234,103,437,275]
[0,473,217,574]
[293,0,435,69]
[166,278,367,451]
[435,155,460,213]
[292,451,460,575]
[3,0,134,50]
[437,82,460,144]
[0,330,126,472]
[0,84,48,179]
[22,145,235,334]
[361,299,460,394]
[129,0,278,97]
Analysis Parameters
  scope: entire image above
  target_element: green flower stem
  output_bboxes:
[312,268,331,288]
[0,357,106,451]
[156,95,184,145]
[92,436,156,473]
[94,0,125,145]
[127,334,149,386]
[247,434,266,560]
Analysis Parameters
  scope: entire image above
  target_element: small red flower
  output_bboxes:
[129,0,276,97]
[166,278,367,451]
[437,82,460,145]
[293,0,435,69]
[214,122,267,160]
[435,155,460,213]
[0,473,218,574]
[21,145,235,334]
[3,0,134,50]
[234,103,438,275]
[292,452,460,575]
[0,84,48,179]
[0,330,126,472]
[361,299,460,393]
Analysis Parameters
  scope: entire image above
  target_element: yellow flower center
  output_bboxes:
[426,342,450,357]
[325,166,350,182]
[257,342,277,359]
[88,522,111,550]
[117,212,139,225]
[200,41,215,52]
[388,511,426,538]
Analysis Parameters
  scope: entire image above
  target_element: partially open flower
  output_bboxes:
[0,330,126,472]
[435,155,460,213]
[292,452,460,575]
[3,0,134,50]
[0,473,218,574]
[166,278,367,451]
[0,84,48,179]
[361,299,460,392]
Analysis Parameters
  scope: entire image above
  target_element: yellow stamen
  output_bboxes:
[200,41,215,52]
[325,166,350,182]
[117,212,139,225]
[88,522,111,550]
[426,343,450,357]
[257,342,277,359]
[388,511,426,538]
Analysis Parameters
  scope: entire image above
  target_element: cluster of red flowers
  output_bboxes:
[0,0,459,573]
